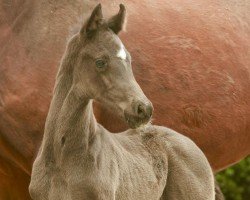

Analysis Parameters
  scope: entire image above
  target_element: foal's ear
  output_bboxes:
[108,4,126,34]
[81,4,103,38]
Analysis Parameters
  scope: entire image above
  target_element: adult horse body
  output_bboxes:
[0,0,249,199]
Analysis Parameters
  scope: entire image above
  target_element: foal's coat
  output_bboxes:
[29,4,215,200]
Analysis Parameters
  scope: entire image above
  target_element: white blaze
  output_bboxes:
[117,44,127,60]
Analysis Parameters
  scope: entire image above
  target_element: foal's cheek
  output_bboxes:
[100,74,113,90]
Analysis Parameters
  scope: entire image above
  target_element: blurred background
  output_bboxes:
[216,156,250,200]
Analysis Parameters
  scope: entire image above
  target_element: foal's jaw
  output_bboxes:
[96,92,153,129]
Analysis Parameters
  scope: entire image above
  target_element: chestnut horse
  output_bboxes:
[0,0,249,199]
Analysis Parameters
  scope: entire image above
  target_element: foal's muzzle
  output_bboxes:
[124,100,153,129]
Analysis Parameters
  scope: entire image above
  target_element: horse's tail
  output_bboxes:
[215,179,225,200]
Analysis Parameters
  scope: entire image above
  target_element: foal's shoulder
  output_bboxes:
[139,124,191,143]
[140,125,212,175]
[139,125,204,157]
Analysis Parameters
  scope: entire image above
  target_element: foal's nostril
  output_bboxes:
[137,104,145,116]
[146,105,153,118]
[126,101,153,128]
[136,102,153,119]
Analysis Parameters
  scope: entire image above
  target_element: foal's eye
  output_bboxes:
[95,59,107,69]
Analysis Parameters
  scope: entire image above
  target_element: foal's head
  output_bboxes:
[69,4,153,129]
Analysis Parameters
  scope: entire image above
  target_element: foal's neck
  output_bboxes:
[54,90,97,151]
[41,41,97,164]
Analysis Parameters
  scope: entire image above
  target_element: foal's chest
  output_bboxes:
[62,161,166,200]
[56,146,166,200]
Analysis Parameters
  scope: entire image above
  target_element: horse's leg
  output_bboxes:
[214,179,225,200]
[160,176,224,200]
